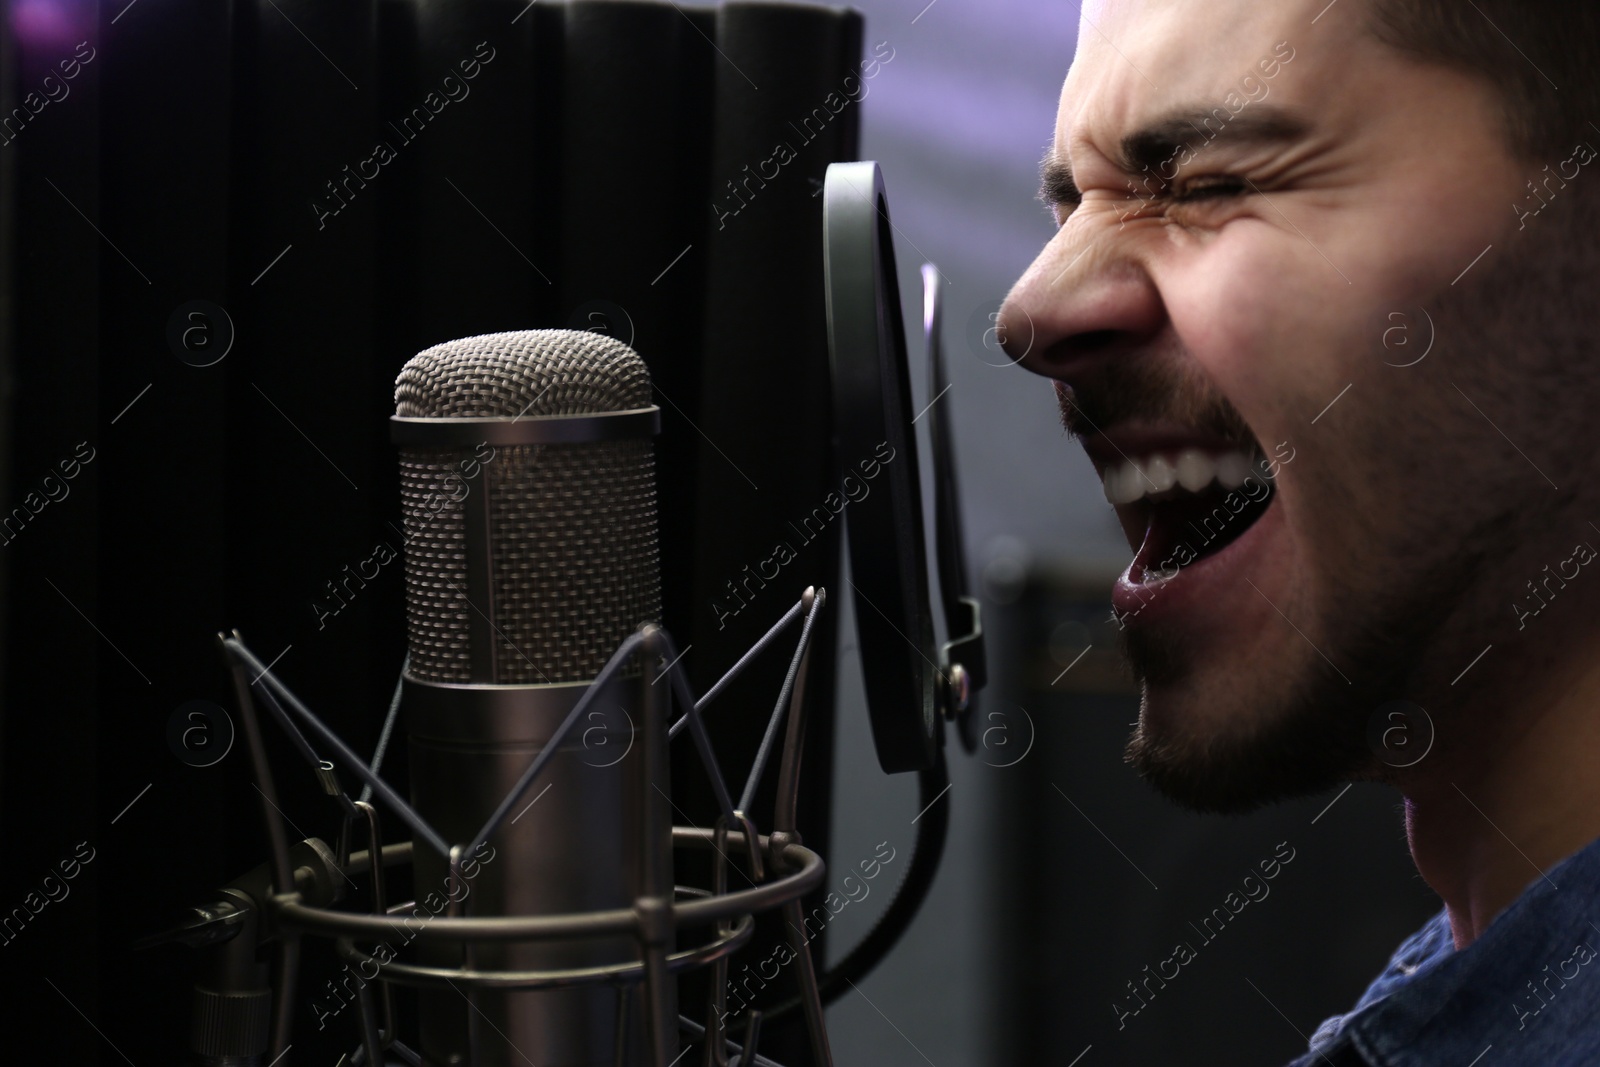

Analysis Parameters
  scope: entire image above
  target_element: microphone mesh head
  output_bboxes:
[395,330,660,684]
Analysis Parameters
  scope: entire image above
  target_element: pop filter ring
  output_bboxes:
[823,161,941,775]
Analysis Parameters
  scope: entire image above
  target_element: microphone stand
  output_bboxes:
[148,592,837,1067]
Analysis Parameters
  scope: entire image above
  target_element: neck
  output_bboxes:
[1403,649,1600,949]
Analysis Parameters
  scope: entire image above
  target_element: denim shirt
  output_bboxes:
[1290,834,1600,1067]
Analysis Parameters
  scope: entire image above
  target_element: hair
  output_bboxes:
[1370,2,1600,160]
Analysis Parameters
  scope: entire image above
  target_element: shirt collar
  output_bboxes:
[1313,831,1600,1066]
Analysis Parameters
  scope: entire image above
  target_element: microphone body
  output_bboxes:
[393,330,672,1067]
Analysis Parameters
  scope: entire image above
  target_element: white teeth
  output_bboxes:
[1119,463,1148,503]
[1142,455,1177,493]
[1102,460,1142,504]
[1175,449,1214,492]
[1215,453,1253,490]
[1100,468,1118,504]
[1100,449,1264,504]
[1103,461,1141,504]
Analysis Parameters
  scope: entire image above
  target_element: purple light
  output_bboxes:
[10,0,93,52]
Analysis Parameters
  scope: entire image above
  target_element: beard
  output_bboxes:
[1075,195,1599,815]
[1119,537,1503,814]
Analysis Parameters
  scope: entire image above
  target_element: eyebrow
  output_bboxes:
[1040,106,1311,208]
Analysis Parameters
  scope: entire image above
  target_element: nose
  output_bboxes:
[998,222,1166,383]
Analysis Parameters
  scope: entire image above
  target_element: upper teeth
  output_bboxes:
[1102,449,1264,505]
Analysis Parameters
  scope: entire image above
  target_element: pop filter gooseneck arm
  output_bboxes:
[755,751,949,1021]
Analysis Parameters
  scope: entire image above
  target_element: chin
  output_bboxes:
[1121,627,1376,814]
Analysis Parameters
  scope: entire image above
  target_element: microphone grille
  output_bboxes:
[396,329,652,418]
[395,330,660,685]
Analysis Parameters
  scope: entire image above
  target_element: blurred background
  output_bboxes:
[0,0,1438,1064]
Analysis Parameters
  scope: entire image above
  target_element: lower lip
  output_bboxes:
[1110,495,1286,629]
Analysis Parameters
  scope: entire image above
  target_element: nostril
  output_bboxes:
[1074,329,1118,354]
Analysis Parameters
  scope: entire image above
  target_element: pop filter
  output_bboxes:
[822,161,986,773]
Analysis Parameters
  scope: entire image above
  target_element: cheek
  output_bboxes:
[1160,219,1350,422]
[1358,169,1516,312]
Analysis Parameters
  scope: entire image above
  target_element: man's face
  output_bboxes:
[1000,0,1590,810]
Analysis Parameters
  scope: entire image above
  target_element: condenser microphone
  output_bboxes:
[391,329,674,1067]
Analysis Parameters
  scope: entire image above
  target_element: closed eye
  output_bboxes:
[1172,175,1249,203]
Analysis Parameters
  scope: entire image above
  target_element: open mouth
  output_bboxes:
[1099,448,1278,585]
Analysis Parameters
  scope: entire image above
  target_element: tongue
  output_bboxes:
[1132,487,1273,583]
